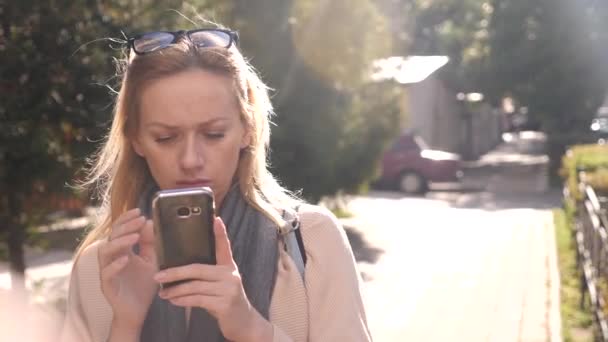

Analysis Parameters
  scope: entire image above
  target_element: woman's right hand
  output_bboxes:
[98,208,159,332]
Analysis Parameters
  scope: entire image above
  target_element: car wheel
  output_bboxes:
[399,172,428,194]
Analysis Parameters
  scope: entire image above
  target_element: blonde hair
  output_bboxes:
[75,32,299,259]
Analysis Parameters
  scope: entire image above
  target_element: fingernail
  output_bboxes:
[154,272,166,281]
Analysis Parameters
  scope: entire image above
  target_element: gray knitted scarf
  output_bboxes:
[137,182,280,342]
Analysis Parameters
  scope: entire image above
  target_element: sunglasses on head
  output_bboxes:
[128,28,239,55]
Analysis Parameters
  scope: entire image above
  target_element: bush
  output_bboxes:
[585,169,608,195]
[560,144,608,201]
[559,144,608,341]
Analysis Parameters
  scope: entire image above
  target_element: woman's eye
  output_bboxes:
[155,136,175,143]
[206,132,225,140]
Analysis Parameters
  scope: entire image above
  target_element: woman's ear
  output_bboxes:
[240,131,251,150]
[132,138,145,158]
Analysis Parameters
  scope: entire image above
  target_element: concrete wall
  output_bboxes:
[469,105,503,158]
[406,76,461,152]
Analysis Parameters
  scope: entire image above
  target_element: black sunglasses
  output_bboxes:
[128,29,239,55]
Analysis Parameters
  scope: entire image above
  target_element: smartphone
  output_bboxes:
[152,186,216,288]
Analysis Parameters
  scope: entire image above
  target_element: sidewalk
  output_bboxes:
[344,131,562,341]
[461,131,551,194]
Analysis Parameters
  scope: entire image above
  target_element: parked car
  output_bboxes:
[377,133,463,194]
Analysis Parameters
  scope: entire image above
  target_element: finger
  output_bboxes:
[138,220,156,263]
[158,280,222,300]
[110,215,146,240]
[113,208,141,227]
[98,233,139,267]
[169,294,221,312]
[100,255,129,284]
[214,217,234,266]
[153,263,224,284]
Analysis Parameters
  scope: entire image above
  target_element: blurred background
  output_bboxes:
[2,0,608,341]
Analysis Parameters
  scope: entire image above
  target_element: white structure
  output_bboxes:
[372,56,502,158]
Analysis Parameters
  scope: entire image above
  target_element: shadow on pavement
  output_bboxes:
[428,188,563,211]
[365,188,562,211]
[343,226,383,264]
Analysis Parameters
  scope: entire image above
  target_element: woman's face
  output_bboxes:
[132,68,249,206]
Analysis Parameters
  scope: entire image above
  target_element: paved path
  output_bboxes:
[344,190,561,342]
[343,132,562,341]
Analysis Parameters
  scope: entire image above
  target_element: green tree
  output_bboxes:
[0,0,229,290]
[1,0,112,290]
[233,0,402,201]
[484,0,608,174]
[374,0,491,91]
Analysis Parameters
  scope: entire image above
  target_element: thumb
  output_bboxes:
[214,217,234,266]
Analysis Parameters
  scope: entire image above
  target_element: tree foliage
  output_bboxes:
[483,0,608,175]
[382,0,608,176]
[484,0,608,129]
[232,0,401,201]
[0,0,233,281]
[1,1,114,283]
[384,0,608,125]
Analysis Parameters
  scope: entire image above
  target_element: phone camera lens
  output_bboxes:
[191,207,201,215]
[177,207,190,217]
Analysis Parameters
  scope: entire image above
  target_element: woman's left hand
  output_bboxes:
[153,217,272,342]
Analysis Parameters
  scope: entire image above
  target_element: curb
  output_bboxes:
[547,214,563,342]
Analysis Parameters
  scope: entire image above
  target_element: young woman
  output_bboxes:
[60,27,371,342]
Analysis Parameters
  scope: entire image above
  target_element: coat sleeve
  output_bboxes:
[59,259,94,342]
[301,206,373,342]
[272,324,295,342]
[59,241,113,342]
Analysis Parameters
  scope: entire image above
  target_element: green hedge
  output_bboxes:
[554,209,594,341]
[560,144,608,201]
[559,144,608,341]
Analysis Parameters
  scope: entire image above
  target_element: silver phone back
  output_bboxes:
[151,187,216,270]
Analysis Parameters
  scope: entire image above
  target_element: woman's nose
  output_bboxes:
[179,135,204,171]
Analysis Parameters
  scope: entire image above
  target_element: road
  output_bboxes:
[343,188,562,342]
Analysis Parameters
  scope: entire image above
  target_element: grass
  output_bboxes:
[554,208,594,341]
[331,206,354,219]
[320,192,354,219]
[560,145,608,201]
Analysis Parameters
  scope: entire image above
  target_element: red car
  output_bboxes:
[377,133,463,194]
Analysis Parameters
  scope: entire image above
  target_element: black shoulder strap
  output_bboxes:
[294,228,306,265]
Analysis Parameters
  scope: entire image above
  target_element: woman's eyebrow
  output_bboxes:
[145,122,179,129]
[200,117,229,125]
[145,118,230,129]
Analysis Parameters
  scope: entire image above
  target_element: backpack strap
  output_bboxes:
[280,205,306,280]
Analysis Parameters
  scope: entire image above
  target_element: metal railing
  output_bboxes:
[572,180,608,341]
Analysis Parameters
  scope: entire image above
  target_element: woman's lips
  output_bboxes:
[175,180,211,188]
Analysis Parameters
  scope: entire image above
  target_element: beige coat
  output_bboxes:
[60,204,372,341]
